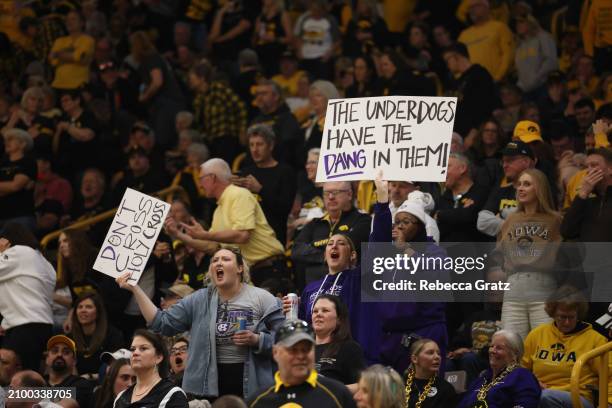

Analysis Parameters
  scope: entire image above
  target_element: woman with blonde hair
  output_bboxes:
[514,13,558,97]
[403,339,456,408]
[1,87,54,155]
[495,168,563,339]
[116,247,284,399]
[354,364,404,408]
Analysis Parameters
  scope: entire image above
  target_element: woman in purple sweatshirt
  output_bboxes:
[296,233,363,337]
[358,178,448,374]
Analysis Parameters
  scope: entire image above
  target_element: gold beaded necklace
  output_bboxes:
[404,367,436,408]
[471,363,517,408]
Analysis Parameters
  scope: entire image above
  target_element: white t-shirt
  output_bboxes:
[295,14,339,59]
[0,246,55,329]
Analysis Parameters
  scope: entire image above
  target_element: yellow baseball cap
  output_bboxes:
[47,335,76,354]
[514,120,543,143]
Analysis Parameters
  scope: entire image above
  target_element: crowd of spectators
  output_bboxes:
[0,0,611,407]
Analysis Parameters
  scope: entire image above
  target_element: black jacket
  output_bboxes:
[561,186,612,242]
[251,103,305,169]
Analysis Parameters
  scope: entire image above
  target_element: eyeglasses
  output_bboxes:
[323,189,349,198]
[170,345,188,355]
[199,173,214,181]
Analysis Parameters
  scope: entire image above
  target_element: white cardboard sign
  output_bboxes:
[315,96,457,182]
[93,188,171,285]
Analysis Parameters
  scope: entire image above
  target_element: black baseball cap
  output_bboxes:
[501,140,534,159]
[275,320,315,347]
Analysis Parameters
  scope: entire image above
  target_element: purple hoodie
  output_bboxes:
[299,266,362,338]
[357,203,448,374]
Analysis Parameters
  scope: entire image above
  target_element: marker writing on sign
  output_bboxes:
[99,197,166,273]
[324,149,366,178]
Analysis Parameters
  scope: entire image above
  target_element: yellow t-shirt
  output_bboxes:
[563,169,587,209]
[522,321,612,404]
[49,34,95,89]
[211,184,284,265]
[583,0,612,56]
[272,70,306,98]
[382,0,417,33]
[458,19,515,81]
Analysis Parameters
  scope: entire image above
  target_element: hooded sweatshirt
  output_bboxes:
[522,321,612,404]
[357,203,447,373]
[515,30,558,92]
[299,266,361,335]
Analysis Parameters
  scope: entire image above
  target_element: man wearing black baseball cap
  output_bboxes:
[247,320,355,407]
[477,140,535,237]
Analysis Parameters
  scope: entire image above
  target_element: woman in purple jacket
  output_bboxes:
[458,330,541,408]
[358,177,448,374]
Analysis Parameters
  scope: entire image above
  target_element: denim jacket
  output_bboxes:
[150,284,285,398]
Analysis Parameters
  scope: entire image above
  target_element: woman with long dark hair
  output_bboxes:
[55,229,130,333]
[312,294,365,388]
[94,358,135,408]
[70,292,124,378]
[345,55,378,98]
[0,222,55,370]
[114,330,188,408]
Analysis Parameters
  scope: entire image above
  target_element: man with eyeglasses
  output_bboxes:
[248,320,355,407]
[477,141,535,238]
[169,338,189,387]
[292,181,371,286]
[165,158,285,286]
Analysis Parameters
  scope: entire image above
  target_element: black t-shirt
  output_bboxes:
[242,163,296,244]
[405,376,457,408]
[296,171,323,205]
[437,183,490,242]
[75,325,125,375]
[58,110,100,177]
[138,53,185,104]
[114,379,188,408]
[450,64,500,137]
[482,184,517,215]
[0,155,36,219]
[315,340,366,385]
[15,115,55,156]
[212,0,260,61]
[48,374,95,408]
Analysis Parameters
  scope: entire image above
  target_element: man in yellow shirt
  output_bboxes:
[582,0,612,73]
[458,0,514,82]
[166,158,285,285]
[48,11,94,90]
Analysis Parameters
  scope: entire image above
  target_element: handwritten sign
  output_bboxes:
[315,96,457,182]
[93,188,170,285]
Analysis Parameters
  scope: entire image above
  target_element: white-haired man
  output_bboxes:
[165,158,285,285]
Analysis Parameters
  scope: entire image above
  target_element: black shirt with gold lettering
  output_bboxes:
[247,371,356,408]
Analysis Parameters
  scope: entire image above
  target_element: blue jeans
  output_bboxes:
[539,389,593,408]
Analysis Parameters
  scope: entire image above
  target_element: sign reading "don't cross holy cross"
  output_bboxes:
[94,188,171,285]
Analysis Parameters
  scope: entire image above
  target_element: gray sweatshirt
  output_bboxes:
[515,30,558,92]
